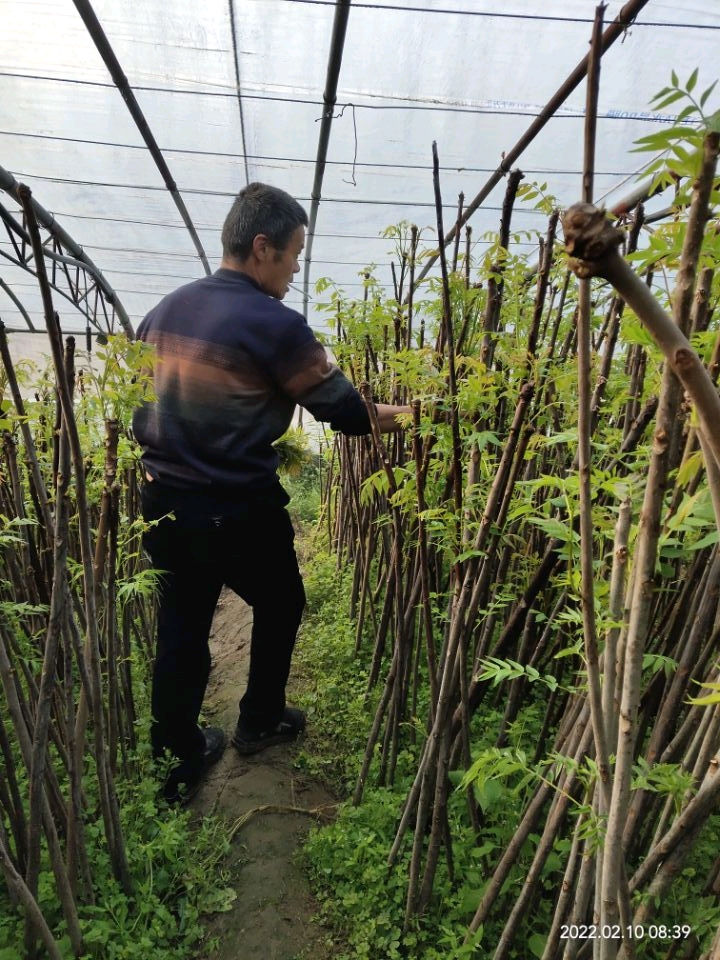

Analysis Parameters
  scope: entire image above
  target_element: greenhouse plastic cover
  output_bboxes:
[0,0,718,356]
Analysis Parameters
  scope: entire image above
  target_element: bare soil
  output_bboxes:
[190,588,340,960]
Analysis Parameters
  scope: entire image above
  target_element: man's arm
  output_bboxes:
[272,316,414,435]
[374,403,412,432]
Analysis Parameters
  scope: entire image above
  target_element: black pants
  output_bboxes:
[141,482,306,781]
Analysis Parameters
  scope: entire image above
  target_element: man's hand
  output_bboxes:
[374,403,412,432]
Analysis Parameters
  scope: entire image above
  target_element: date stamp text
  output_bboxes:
[560,924,692,941]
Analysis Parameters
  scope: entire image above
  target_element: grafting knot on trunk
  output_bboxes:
[519,380,535,401]
[674,347,696,372]
[652,427,669,454]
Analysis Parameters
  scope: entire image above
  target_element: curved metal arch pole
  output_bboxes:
[0,277,35,331]
[228,0,251,187]
[0,166,133,336]
[71,0,211,277]
[0,248,114,333]
[413,0,652,289]
[302,0,352,318]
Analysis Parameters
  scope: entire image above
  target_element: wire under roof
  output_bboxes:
[276,0,720,29]
[0,131,652,179]
[0,72,679,122]
[5,172,553,214]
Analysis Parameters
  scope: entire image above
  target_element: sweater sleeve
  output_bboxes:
[271,317,371,436]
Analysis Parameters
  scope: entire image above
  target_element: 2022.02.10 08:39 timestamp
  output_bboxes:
[559,924,693,941]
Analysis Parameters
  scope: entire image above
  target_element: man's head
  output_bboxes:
[221,183,308,300]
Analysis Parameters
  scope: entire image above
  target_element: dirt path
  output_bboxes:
[190,589,338,960]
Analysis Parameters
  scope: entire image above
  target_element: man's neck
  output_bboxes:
[220,255,251,274]
[219,256,267,290]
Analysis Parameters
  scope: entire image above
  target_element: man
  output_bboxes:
[133,182,409,802]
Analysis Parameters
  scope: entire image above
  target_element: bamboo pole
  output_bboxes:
[17,183,132,895]
[432,141,463,515]
[576,6,613,840]
[24,342,74,924]
[0,834,64,960]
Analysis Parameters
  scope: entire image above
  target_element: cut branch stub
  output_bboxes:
[562,202,624,276]
[562,200,720,525]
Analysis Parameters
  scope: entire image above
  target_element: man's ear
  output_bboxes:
[252,234,271,261]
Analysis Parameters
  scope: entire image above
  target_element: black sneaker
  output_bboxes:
[200,726,227,767]
[231,707,306,756]
[163,726,227,804]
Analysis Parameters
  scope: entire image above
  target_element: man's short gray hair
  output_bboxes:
[221,182,308,260]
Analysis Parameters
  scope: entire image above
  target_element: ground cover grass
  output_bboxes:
[292,546,508,959]
[0,735,236,960]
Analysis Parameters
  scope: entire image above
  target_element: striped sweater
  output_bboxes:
[132,268,369,495]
